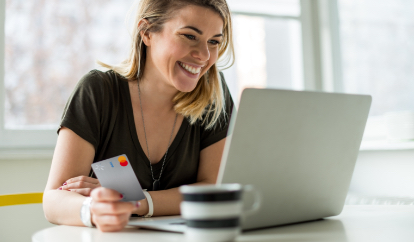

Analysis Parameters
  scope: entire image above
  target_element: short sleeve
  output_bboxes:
[58,70,105,150]
[200,72,234,150]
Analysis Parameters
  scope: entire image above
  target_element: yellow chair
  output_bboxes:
[0,192,43,206]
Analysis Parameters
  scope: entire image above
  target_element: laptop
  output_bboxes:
[128,88,372,232]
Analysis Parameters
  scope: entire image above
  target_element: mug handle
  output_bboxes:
[242,184,261,217]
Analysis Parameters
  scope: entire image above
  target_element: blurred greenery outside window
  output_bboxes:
[1,0,414,150]
[3,0,302,129]
[338,0,414,148]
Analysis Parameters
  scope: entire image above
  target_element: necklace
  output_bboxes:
[137,81,178,191]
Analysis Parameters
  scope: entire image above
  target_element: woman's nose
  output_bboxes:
[192,43,210,62]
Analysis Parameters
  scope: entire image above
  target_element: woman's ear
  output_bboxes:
[139,19,151,46]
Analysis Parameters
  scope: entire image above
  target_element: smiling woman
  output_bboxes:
[99,0,234,128]
[42,0,235,233]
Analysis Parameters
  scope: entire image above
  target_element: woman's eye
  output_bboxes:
[184,34,196,40]
[209,40,220,45]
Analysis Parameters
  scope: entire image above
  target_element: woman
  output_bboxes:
[43,0,235,232]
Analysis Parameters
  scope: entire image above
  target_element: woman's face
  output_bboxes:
[144,5,224,92]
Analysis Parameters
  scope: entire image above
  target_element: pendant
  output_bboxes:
[153,180,160,191]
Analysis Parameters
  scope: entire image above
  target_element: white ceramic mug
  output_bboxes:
[179,183,261,242]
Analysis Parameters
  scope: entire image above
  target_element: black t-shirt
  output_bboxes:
[59,70,234,191]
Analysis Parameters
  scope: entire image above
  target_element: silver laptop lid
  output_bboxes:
[217,88,371,230]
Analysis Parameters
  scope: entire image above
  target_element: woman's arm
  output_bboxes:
[43,127,96,225]
[43,127,137,231]
[138,138,227,216]
[55,130,226,217]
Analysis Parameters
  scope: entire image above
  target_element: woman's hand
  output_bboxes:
[90,187,140,232]
[60,175,101,196]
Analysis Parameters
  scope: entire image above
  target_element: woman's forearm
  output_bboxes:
[43,189,86,226]
[138,181,213,216]
[45,181,212,224]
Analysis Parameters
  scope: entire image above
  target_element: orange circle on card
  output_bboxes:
[118,156,126,162]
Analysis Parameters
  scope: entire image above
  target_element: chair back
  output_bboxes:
[0,192,43,206]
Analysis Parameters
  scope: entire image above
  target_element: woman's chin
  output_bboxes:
[172,76,200,92]
[174,82,198,93]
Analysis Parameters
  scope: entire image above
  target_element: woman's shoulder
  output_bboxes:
[218,71,232,102]
[214,71,233,114]
[67,69,129,109]
[77,69,127,91]
[72,69,129,102]
[198,71,234,128]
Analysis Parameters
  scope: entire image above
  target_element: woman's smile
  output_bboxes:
[177,61,204,78]
[141,5,223,93]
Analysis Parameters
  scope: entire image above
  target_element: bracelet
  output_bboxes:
[142,190,153,218]
[80,197,94,227]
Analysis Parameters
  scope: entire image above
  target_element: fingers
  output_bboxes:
[61,180,101,190]
[59,175,101,191]
[68,188,93,196]
[89,191,140,232]
[92,213,131,232]
[64,175,100,187]
[66,175,100,185]
[90,187,123,203]
[91,200,136,216]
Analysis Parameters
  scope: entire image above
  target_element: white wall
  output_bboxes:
[349,150,414,198]
[0,157,55,242]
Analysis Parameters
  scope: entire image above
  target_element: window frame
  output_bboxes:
[0,0,345,155]
[230,0,343,93]
[0,1,57,154]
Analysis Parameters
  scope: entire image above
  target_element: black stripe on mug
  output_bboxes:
[186,218,240,228]
[182,191,241,202]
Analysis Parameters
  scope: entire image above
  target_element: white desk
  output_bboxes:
[32,206,414,242]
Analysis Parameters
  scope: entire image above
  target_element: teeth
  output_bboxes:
[179,62,201,74]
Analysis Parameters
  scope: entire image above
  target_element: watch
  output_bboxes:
[80,197,94,227]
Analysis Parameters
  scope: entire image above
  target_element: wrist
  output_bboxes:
[80,197,94,227]
[142,190,154,217]
[134,190,154,217]
[134,197,149,216]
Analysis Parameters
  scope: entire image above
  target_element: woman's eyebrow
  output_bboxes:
[180,26,223,37]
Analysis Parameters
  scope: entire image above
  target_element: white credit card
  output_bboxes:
[91,154,145,201]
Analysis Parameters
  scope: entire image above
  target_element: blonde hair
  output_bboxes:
[99,0,234,129]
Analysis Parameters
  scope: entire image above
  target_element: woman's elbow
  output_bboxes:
[42,190,60,225]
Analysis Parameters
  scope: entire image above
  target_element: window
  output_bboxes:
[1,0,133,148]
[4,0,132,129]
[224,0,303,105]
[338,0,414,147]
[2,1,354,151]
[2,0,311,150]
